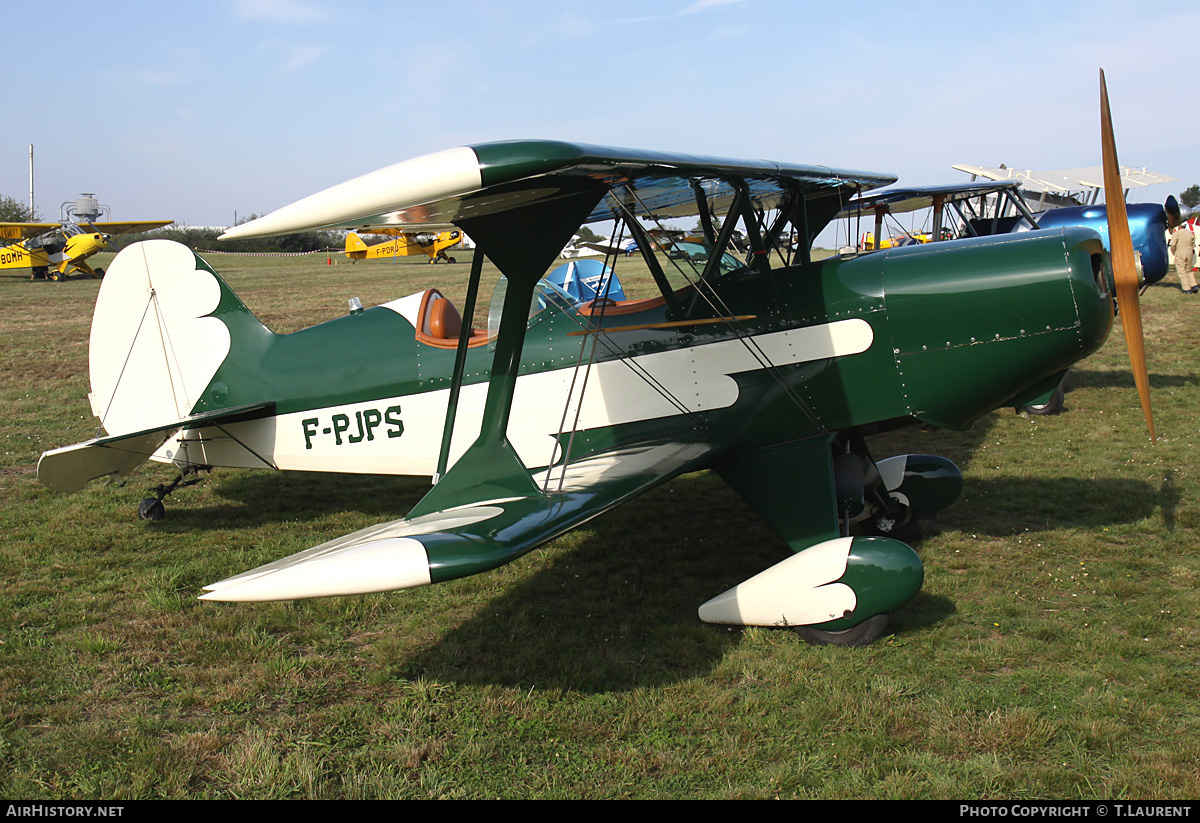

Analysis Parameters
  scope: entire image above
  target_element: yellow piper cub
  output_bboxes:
[0,220,173,280]
[344,227,463,264]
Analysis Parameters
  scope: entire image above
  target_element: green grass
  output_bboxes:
[0,249,1197,799]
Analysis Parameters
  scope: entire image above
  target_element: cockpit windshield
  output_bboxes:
[487,277,578,340]
[670,241,746,278]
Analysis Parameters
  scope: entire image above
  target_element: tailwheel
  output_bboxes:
[793,613,889,647]
[138,497,166,521]
[136,464,209,522]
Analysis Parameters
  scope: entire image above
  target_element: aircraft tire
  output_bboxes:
[1017,381,1065,416]
[138,498,165,522]
[793,613,889,647]
[861,504,936,544]
[48,271,61,282]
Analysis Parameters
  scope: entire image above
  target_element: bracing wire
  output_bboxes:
[536,173,861,489]
[614,182,826,431]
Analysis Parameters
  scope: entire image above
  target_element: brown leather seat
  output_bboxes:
[428,296,462,339]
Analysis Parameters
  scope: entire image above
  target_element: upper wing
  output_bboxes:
[953,164,1176,194]
[200,438,720,601]
[1042,166,1177,191]
[219,140,897,240]
[951,164,1072,195]
[86,220,174,235]
[0,222,62,241]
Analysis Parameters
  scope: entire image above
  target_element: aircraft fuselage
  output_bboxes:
[145,226,1111,480]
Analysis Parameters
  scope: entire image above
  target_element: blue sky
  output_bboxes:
[3,0,1194,228]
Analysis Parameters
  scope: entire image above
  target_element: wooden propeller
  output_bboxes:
[1100,69,1156,442]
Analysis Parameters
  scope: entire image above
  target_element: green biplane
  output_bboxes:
[37,74,1153,646]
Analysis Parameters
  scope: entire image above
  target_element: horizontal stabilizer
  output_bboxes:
[37,402,273,493]
[201,439,719,601]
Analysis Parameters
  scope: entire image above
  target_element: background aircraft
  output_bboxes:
[952,163,1176,210]
[840,175,1175,288]
[837,181,1041,252]
[1,220,173,280]
[345,228,463,264]
[36,75,1153,647]
[559,234,607,258]
[951,163,1177,284]
[834,177,1170,416]
[543,258,627,303]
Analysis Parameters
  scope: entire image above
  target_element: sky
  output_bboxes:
[3,0,1196,232]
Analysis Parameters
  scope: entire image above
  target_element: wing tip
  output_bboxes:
[199,536,432,602]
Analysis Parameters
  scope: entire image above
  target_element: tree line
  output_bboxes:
[0,196,342,253]
[106,221,345,255]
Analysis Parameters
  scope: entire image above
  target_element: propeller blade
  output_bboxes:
[1100,69,1155,441]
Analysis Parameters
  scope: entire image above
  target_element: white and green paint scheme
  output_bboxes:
[38,140,1123,646]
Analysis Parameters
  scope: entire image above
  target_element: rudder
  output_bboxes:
[345,231,368,257]
[88,240,269,437]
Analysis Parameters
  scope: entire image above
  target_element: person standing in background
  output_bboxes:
[1169,220,1197,293]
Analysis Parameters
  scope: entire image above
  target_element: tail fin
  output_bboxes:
[88,239,271,438]
[345,231,368,257]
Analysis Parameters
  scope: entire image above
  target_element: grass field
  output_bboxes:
[1,246,1197,799]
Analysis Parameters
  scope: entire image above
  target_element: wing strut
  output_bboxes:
[795,188,811,265]
[609,196,681,317]
[683,181,748,316]
[731,178,781,311]
[407,181,608,519]
[433,246,486,482]
[691,180,718,246]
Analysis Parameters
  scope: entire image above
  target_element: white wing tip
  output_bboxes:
[200,537,432,602]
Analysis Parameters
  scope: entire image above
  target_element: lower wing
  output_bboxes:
[201,438,719,601]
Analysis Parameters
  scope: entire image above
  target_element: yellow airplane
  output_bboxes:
[1,220,173,280]
[859,227,955,250]
[344,228,463,264]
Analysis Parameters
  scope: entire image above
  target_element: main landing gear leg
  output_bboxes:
[707,437,925,646]
[138,465,209,521]
[858,453,963,543]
